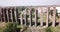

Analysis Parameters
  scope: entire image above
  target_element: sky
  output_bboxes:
[0,0,60,13]
[0,0,60,6]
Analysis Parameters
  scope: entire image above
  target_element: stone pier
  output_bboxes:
[3,8,6,22]
[40,7,43,26]
[10,8,13,23]
[29,8,32,27]
[14,7,18,23]
[35,8,38,26]
[52,7,56,27]
[21,12,23,25]
[24,9,27,26]
[46,7,49,27]
[0,8,1,22]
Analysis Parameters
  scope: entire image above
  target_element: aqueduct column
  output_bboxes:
[24,9,27,26]
[52,7,56,27]
[0,8,1,21]
[35,8,38,26]
[14,7,18,23]
[29,8,32,27]
[1,8,3,22]
[6,8,9,22]
[40,7,43,26]
[21,11,23,25]
[10,8,14,22]
[0,8,1,22]
[3,8,6,22]
[1,8,2,22]
[12,8,15,22]
[46,7,49,27]
[59,17,60,26]
[4,8,7,22]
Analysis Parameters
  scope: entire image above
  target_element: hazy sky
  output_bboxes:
[0,0,60,6]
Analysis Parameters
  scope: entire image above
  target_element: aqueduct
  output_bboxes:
[0,6,60,27]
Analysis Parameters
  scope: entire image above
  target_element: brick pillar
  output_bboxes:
[46,7,49,27]
[40,8,43,26]
[52,7,56,27]
[35,9,38,26]
[29,9,32,27]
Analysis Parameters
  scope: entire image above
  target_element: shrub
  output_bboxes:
[45,27,52,32]
[3,22,17,32]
